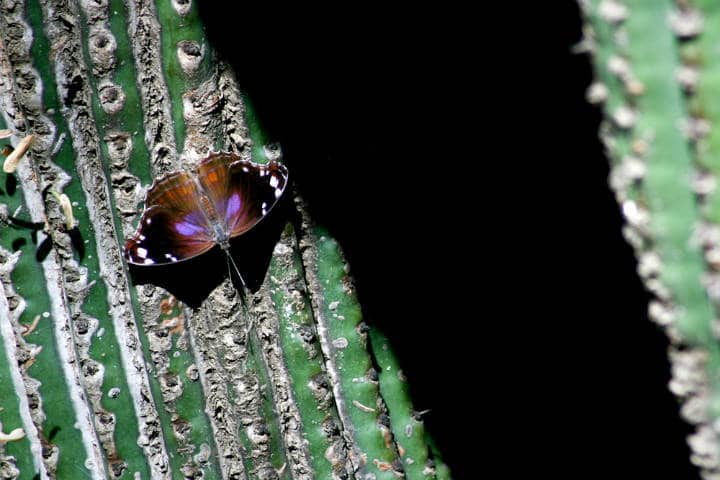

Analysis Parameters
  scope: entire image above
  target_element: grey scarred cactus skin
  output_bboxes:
[0,0,451,479]
[581,0,720,478]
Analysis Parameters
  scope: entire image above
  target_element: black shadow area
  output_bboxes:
[5,172,17,196]
[199,3,705,478]
[127,198,289,308]
[127,246,227,309]
[531,4,700,480]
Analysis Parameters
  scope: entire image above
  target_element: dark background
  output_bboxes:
[199,2,699,477]
[532,3,700,479]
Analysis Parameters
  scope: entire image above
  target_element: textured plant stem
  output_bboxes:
[0,249,46,479]
[368,329,434,479]
[267,224,351,479]
[582,0,720,476]
[0,1,450,478]
[0,12,108,477]
[296,205,404,479]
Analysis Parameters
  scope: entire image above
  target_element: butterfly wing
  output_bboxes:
[197,154,289,238]
[196,153,235,223]
[124,170,215,265]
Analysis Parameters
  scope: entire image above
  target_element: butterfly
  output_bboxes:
[123,153,288,276]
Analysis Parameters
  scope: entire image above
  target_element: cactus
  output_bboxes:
[579,0,720,477]
[0,1,450,479]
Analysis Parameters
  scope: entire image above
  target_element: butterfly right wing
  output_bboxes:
[196,154,289,238]
[225,159,288,237]
[124,171,215,265]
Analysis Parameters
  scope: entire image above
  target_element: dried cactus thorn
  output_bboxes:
[2,134,33,173]
[352,400,375,413]
[0,423,25,444]
[21,314,42,336]
[22,352,40,369]
[161,315,184,334]
[380,423,393,449]
[373,458,393,471]
[49,190,75,230]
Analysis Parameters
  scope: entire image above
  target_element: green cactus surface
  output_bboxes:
[581,0,720,477]
[0,0,450,479]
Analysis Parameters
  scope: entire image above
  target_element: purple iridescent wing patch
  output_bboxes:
[226,192,241,221]
[174,211,208,237]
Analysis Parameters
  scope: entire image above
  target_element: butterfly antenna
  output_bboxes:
[223,250,256,373]
[224,250,254,330]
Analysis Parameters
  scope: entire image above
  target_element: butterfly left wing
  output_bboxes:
[124,170,215,265]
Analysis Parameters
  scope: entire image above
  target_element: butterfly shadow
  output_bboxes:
[126,199,290,309]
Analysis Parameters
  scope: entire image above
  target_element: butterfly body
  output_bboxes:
[192,179,230,249]
[124,153,288,266]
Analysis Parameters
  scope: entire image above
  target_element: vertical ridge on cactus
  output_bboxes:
[579,0,720,477]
